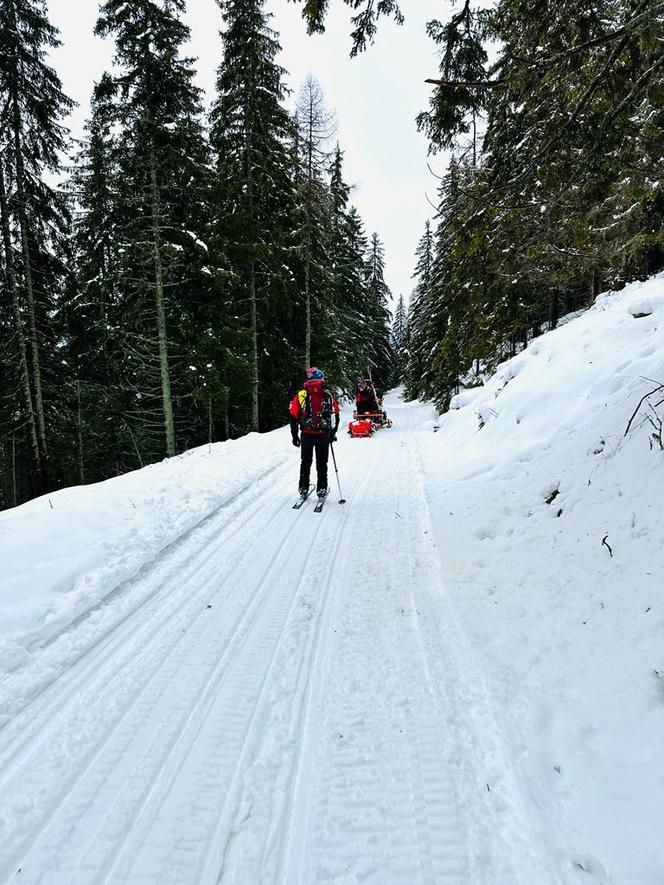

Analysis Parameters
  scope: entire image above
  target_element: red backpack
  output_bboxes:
[300,379,333,433]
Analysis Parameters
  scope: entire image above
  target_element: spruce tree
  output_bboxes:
[64,74,124,481]
[95,0,214,460]
[325,145,383,387]
[210,0,296,431]
[326,146,366,383]
[0,0,73,495]
[404,219,436,400]
[390,293,408,383]
[364,232,393,386]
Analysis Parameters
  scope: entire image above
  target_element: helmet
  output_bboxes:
[306,366,324,380]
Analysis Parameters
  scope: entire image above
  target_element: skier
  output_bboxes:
[290,367,340,500]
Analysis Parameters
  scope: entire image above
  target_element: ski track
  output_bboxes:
[0,457,291,726]
[0,464,295,787]
[1,399,559,884]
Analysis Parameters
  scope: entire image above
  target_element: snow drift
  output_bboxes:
[419,273,664,883]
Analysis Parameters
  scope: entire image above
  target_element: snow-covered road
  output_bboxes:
[0,395,559,885]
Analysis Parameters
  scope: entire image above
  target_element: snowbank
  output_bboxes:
[420,274,664,883]
[0,429,290,671]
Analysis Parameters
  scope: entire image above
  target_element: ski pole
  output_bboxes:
[330,443,346,505]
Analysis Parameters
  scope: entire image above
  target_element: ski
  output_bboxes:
[314,492,328,513]
[293,485,314,509]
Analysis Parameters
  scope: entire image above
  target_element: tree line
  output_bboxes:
[399,0,664,408]
[0,0,394,509]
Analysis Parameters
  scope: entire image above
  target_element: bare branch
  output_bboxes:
[425,78,505,89]
[624,383,664,437]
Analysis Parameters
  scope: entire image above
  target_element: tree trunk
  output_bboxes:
[549,288,559,330]
[149,144,176,457]
[472,109,477,167]
[12,88,48,464]
[304,93,314,370]
[0,440,7,510]
[0,160,42,484]
[249,258,260,432]
[76,378,85,484]
[243,90,260,433]
[12,433,17,508]
[304,255,311,369]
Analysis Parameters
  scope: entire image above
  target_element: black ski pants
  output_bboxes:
[299,433,330,492]
[357,399,378,415]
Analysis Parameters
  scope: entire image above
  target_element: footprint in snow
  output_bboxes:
[571,854,610,883]
[474,526,495,541]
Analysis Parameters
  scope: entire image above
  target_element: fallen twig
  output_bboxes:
[624,383,664,436]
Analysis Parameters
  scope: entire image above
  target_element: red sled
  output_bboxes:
[348,418,374,438]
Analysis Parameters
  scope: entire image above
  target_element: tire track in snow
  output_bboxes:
[103,469,370,885]
[87,510,330,885]
[197,455,380,885]
[408,435,565,885]
[0,466,306,884]
[275,432,469,885]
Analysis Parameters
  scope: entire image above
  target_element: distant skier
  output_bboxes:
[290,367,340,500]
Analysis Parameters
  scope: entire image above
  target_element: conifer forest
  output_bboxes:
[0,0,393,508]
[3,0,664,507]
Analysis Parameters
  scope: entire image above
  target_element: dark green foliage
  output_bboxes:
[210,0,298,431]
[406,0,664,410]
[363,232,394,388]
[294,0,403,55]
[96,0,217,461]
[0,0,74,501]
[390,293,408,384]
[417,0,488,156]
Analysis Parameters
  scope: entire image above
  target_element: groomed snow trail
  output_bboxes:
[1,395,560,885]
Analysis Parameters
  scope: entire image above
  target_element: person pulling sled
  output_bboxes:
[355,377,379,416]
[290,367,340,501]
[349,376,391,434]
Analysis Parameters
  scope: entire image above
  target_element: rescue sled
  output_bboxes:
[348,418,374,438]
[351,410,393,428]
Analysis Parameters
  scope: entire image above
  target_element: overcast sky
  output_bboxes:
[47,0,452,299]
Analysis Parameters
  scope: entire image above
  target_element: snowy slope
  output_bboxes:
[0,433,289,678]
[0,275,663,885]
[419,273,664,885]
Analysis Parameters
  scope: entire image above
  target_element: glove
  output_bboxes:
[330,432,337,443]
[292,436,300,448]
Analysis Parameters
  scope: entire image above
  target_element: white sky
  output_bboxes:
[47,0,452,299]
